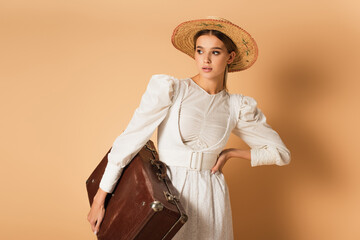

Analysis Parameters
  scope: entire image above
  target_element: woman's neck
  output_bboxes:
[191,74,224,95]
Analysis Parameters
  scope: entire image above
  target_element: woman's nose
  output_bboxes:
[204,55,211,63]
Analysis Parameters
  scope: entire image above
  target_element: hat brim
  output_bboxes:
[171,18,258,72]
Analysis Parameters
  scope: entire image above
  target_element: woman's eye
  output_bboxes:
[213,51,220,55]
[197,49,203,54]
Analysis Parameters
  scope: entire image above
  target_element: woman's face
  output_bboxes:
[194,34,235,80]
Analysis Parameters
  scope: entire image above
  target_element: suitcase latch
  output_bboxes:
[163,191,179,204]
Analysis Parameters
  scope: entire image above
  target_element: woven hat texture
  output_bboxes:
[171,16,258,72]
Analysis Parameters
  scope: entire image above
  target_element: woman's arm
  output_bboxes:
[212,95,290,174]
[99,74,178,193]
[232,95,291,167]
[87,74,178,235]
[212,94,291,174]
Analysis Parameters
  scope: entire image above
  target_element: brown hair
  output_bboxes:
[193,30,238,91]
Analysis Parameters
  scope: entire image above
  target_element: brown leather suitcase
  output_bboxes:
[86,140,188,240]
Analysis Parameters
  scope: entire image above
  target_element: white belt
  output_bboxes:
[158,150,219,171]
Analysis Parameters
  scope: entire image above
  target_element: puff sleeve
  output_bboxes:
[99,74,177,193]
[231,95,291,167]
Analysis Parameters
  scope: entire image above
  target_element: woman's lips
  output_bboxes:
[202,67,212,72]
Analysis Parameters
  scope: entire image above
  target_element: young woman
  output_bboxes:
[87,16,290,240]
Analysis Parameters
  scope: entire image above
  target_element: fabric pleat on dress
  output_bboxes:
[166,166,234,240]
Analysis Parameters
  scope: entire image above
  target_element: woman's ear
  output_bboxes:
[227,51,236,64]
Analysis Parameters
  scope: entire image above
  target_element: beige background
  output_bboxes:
[1,0,360,239]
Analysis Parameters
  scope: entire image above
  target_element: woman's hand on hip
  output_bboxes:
[211,148,251,174]
[87,188,108,235]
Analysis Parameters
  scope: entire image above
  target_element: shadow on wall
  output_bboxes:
[274,54,338,185]
[228,40,340,240]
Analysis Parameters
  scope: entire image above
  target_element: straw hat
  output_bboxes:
[171,16,258,72]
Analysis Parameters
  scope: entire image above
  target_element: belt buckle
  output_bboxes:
[190,152,203,170]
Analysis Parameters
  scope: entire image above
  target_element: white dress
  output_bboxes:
[99,74,291,240]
